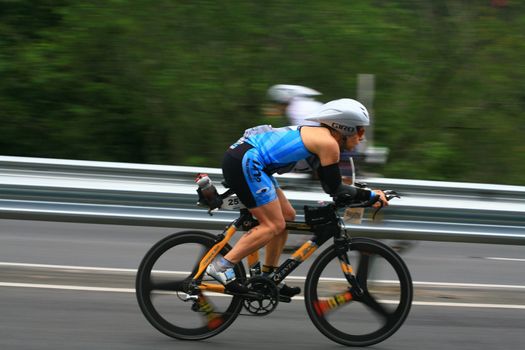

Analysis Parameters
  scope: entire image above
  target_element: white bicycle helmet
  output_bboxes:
[267,84,321,104]
[305,98,370,135]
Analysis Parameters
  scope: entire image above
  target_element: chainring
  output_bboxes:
[242,276,279,316]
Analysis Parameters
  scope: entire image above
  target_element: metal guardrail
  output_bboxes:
[1,155,524,245]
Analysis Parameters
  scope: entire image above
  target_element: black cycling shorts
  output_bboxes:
[222,143,279,209]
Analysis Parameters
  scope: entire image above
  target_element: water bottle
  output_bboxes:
[195,173,220,209]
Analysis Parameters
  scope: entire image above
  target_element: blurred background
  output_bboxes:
[1,0,524,184]
[1,2,524,349]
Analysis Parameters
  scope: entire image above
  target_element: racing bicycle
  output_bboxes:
[136,176,413,347]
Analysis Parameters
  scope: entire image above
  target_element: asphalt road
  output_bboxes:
[0,219,524,349]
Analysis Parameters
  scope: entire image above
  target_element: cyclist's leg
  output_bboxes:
[223,198,286,264]
[221,147,287,264]
[261,187,301,297]
[264,187,295,267]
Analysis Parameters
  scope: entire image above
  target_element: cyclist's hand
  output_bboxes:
[373,190,389,208]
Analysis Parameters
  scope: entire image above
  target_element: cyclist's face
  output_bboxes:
[343,128,365,151]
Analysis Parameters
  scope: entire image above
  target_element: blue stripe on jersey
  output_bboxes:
[271,136,304,162]
[242,126,313,173]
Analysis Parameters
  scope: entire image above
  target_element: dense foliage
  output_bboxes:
[1,0,524,184]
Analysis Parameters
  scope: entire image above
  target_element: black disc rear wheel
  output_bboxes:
[136,230,245,340]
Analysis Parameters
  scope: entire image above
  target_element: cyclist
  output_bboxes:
[206,98,389,296]
[266,84,322,126]
[266,84,363,179]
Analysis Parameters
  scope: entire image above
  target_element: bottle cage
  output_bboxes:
[196,180,246,215]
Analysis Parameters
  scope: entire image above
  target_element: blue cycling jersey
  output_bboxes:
[225,125,319,207]
[230,125,315,174]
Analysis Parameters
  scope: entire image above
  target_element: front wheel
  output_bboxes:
[136,230,246,340]
[304,237,412,347]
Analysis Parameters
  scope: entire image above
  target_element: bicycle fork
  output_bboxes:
[314,239,363,316]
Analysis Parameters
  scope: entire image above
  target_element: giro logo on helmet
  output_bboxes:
[330,122,356,134]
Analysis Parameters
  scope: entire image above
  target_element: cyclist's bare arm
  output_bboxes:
[301,126,388,207]
[300,126,340,166]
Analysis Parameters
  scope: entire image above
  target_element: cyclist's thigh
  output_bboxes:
[249,198,285,227]
[222,147,277,209]
[240,149,277,207]
[276,188,295,221]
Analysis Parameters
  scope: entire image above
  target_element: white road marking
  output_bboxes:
[0,261,177,274]
[0,261,136,272]
[1,261,525,309]
[1,261,524,289]
[410,301,525,309]
[485,257,525,262]
[0,282,133,293]
[1,282,524,310]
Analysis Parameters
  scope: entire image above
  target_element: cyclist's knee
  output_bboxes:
[261,218,286,236]
[250,200,287,236]
[273,218,287,235]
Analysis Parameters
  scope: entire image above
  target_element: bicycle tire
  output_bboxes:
[136,230,246,340]
[304,237,412,347]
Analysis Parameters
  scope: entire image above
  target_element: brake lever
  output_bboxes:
[384,190,401,201]
[372,190,400,220]
[372,200,384,221]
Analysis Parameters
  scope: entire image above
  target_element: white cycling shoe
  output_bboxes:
[206,263,237,285]
[206,263,250,294]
